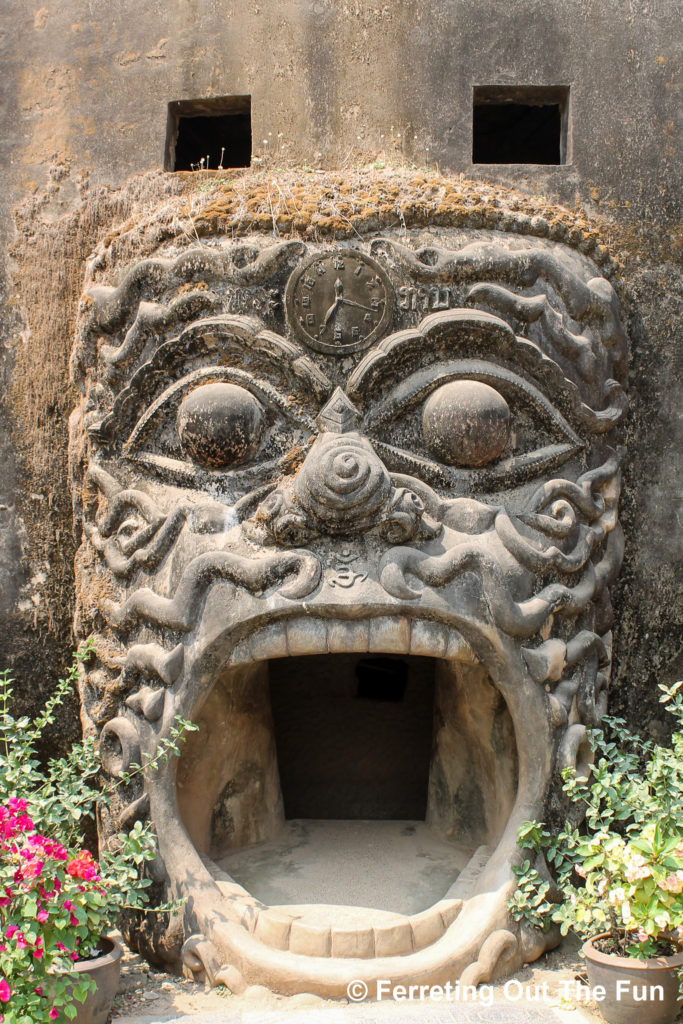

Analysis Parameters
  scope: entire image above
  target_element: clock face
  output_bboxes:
[285,249,394,354]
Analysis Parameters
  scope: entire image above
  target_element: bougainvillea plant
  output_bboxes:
[0,644,196,1023]
[508,682,683,970]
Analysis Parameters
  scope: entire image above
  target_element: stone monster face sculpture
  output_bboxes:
[70,223,627,996]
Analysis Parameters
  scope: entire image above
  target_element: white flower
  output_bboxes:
[624,853,650,882]
[654,911,671,931]
[609,887,626,905]
[621,901,633,923]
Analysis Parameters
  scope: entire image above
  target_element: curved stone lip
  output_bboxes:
[150,605,554,991]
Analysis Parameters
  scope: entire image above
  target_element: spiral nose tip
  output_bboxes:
[294,433,392,532]
[335,453,361,478]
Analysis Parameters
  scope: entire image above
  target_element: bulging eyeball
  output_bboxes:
[422,380,511,467]
[177,382,264,468]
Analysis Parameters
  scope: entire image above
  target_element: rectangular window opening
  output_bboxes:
[472,85,569,165]
[165,96,251,171]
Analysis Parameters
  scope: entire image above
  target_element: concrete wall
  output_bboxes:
[0,0,680,735]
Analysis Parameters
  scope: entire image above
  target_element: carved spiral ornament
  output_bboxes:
[294,434,392,532]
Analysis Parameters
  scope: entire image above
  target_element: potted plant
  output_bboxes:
[508,681,683,1024]
[0,644,196,1023]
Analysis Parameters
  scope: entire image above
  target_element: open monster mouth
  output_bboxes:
[133,596,559,995]
[71,229,628,996]
[177,639,518,967]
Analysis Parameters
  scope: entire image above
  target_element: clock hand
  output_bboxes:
[321,278,345,330]
[338,297,381,314]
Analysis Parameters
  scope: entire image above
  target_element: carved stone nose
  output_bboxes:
[294,431,392,535]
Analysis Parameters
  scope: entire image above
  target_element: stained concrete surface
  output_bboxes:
[217,820,472,915]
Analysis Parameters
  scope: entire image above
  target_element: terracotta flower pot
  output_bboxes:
[64,936,123,1024]
[583,933,683,1024]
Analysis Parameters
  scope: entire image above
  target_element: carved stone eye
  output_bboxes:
[422,380,511,467]
[177,382,265,468]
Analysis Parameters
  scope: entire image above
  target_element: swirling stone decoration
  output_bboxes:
[69,212,628,997]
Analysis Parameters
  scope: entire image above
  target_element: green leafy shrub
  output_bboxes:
[0,644,197,1022]
[509,682,683,964]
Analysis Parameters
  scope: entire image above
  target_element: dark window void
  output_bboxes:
[269,653,435,820]
[472,86,569,165]
[165,96,251,171]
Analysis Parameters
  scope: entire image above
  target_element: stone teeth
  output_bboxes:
[368,616,411,654]
[326,619,370,654]
[284,618,329,656]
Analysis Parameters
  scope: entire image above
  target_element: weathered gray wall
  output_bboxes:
[0,0,680,735]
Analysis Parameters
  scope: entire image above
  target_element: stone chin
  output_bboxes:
[69,224,627,996]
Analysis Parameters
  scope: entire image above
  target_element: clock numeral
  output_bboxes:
[332,256,345,270]
[354,264,363,276]
[314,262,326,276]
[301,295,311,308]
[306,314,316,326]
[303,276,316,289]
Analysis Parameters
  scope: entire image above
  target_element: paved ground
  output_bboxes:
[217,819,470,915]
[110,935,610,1024]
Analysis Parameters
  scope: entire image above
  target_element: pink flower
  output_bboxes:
[49,1009,59,1020]
[0,980,9,1002]
[15,933,27,950]
[66,851,99,882]
[659,871,683,894]
[7,799,27,814]
[36,909,48,923]
[5,927,17,940]
[15,852,44,880]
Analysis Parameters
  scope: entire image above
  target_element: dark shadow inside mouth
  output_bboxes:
[175,644,518,914]
[269,653,434,820]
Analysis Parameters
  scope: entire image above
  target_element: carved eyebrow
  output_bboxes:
[175,316,331,398]
[100,292,220,383]
[348,309,627,436]
[96,316,331,443]
[348,310,516,398]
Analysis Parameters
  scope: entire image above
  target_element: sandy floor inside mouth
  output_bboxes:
[215,819,472,915]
